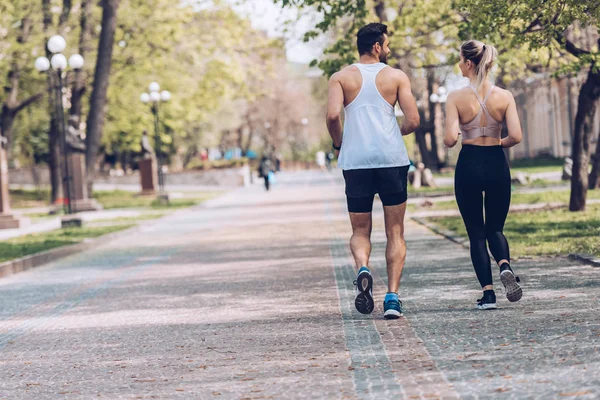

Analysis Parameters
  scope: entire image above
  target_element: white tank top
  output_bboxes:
[337,63,410,171]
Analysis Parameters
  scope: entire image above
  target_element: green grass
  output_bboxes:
[427,204,600,258]
[409,188,600,213]
[511,165,562,175]
[9,188,50,209]
[91,190,217,209]
[0,224,134,263]
[9,188,218,210]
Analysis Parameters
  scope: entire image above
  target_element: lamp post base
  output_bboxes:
[156,193,169,206]
[61,215,83,229]
[0,214,29,230]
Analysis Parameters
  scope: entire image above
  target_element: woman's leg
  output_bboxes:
[455,159,493,290]
[484,155,512,267]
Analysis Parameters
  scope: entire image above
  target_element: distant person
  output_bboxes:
[326,151,334,171]
[444,40,524,310]
[275,155,282,172]
[259,156,274,191]
[316,151,326,171]
[326,23,420,319]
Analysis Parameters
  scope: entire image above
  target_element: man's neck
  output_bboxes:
[358,54,380,64]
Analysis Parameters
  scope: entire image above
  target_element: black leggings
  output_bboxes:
[455,145,511,288]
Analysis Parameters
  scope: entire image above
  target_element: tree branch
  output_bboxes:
[15,93,44,113]
[522,18,541,34]
[559,35,591,58]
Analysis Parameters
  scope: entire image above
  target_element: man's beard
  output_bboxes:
[379,53,388,64]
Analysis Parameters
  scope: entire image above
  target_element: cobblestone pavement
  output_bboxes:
[0,171,598,399]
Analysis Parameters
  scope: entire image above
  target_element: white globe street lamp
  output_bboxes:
[149,91,161,103]
[35,36,86,216]
[140,82,172,193]
[51,54,68,70]
[34,57,50,72]
[430,86,447,104]
[48,35,67,54]
[149,82,160,93]
[68,54,84,69]
[160,90,171,102]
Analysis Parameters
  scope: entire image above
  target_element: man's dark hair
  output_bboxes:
[356,23,388,55]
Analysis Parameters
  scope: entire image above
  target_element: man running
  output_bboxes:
[326,23,420,319]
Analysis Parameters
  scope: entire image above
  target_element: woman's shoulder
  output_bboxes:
[447,87,471,101]
[491,85,514,99]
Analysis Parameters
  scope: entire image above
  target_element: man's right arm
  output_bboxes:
[396,71,420,136]
[326,73,344,149]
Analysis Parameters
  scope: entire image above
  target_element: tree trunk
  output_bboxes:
[589,127,600,190]
[426,71,441,169]
[85,0,121,194]
[569,68,600,211]
[42,0,62,203]
[415,109,433,167]
[71,0,93,121]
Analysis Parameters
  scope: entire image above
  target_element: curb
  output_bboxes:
[568,253,600,267]
[0,223,145,279]
[411,216,469,249]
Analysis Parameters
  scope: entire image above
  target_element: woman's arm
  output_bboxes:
[501,92,523,148]
[444,93,460,148]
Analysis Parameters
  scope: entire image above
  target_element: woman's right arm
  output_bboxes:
[444,93,460,148]
[501,92,523,148]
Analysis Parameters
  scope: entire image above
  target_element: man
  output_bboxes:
[326,23,420,319]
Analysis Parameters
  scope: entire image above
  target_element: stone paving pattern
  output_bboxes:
[0,171,598,399]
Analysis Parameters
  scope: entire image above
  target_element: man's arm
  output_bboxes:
[396,71,420,136]
[443,93,460,148]
[326,73,344,148]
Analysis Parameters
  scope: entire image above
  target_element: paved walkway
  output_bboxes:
[0,171,598,399]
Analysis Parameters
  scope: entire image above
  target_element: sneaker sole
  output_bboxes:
[477,302,498,310]
[355,272,374,314]
[384,309,402,319]
[501,270,523,302]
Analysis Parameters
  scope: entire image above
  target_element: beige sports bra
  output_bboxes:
[459,85,503,140]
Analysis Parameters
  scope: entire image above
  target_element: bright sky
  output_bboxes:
[231,0,321,64]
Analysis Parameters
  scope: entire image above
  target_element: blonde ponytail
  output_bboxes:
[461,40,497,88]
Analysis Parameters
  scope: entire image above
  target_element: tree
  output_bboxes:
[0,2,45,158]
[85,0,121,192]
[456,0,600,211]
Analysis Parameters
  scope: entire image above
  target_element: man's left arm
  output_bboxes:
[326,73,344,150]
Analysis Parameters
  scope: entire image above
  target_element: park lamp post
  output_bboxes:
[35,35,85,216]
[140,83,171,194]
[430,86,449,166]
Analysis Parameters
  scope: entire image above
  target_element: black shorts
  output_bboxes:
[342,165,410,213]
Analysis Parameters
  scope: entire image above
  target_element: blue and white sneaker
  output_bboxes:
[353,266,374,314]
[383,293,403,319]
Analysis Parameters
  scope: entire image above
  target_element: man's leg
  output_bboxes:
[382,202,407,293]
[348,205,375,315]
[349,211,372,270]
[343,169,376,314]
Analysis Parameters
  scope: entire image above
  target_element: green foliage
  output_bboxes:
[455,0,600,74]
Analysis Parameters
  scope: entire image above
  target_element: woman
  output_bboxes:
[444,40,523,310]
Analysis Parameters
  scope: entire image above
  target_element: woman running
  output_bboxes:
[444,40,524,310]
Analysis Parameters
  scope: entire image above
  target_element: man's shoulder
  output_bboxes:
[331,65,360,80]
[380,66,409,83]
